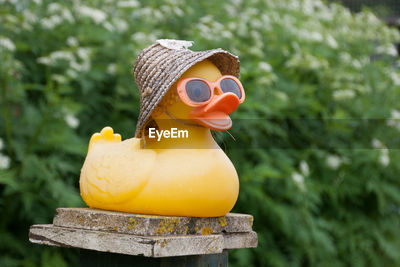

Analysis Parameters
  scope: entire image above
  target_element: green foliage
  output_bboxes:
[1,0,400,266]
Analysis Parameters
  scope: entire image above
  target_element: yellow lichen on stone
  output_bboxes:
[154,218,181,235]
[127,218,136,230]
[205,245,219,254]
[156,239,167,248]
[160,240,168,248]
[201,227,213,236]
[248,217,253,227]
[218,216,227,228]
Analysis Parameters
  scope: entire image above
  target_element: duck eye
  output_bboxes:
[220,78,242,99]
[185,80,211,103]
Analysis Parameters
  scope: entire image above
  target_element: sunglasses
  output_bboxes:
[177,75,245,106]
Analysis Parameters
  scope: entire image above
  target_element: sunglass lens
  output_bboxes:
[185,80,211,103]
[220,78,242,99]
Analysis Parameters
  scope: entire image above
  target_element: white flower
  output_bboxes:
[107,63,117,75]
[274,91,288,102]
[103,22,114,32]
[77,48,90,60]
[368,137,389,166]
[333,89,355,100]
[114,18,128,32]
[259,62,272,72]
[0,138,4,150]
[391,109,400,119]
[231,0,242,6]
[379,149,390,166]
[37,50,75,66]
[117,0,139,8]
[0,153,10,169]
[47,4,74,24]
[174,7,184,17]
[48,3,62,13]
[387,120,400,131]
[131,32,150,44]
[387,109,400,132]
[326,35,338,49]
[66,69,78,79]
[376,44,398,57]
[77,6,107,24]
[37,57,51,65]
[286,52,328,70]
[166,0,179,5]
[339,52,352,63]
[292,172,305,189]
[0,0,17,4]
[309,31,323,42]
[41,15,63,29]
[248,46,263,57]
[51,51,75,61]
[0,37,16,51]
[62,48,91,72]
[371,138,383,149]
[70,61,90,72]
[301,0,317,15]
[51,74,67,84]
[65,114,79,129]
[364,12,380,25]
[352,59,362,69]
[300,161,310,176]
[326,155,341,170]
[67,37,78,46]
[297,30,323,42]
[23,10,38,24]
[221,30,233,39]
[390,72,400,86]
[60,9,74,23]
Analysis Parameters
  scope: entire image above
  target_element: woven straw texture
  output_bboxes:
[133,40,240,137]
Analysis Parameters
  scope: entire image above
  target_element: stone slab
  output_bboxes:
[53,208,254,236]
[29,224,257,257]
[224,231,258,249]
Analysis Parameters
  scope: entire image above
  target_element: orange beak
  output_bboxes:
[189,93,240,131]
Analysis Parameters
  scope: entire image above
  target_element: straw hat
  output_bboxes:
[133,39,240,137]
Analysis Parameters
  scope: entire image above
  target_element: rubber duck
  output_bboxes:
[80,40,244,217]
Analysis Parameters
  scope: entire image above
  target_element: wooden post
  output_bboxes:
[29,208,257,266]
[80,249,228,267]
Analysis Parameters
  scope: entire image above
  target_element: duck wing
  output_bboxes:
[80,138,156,206]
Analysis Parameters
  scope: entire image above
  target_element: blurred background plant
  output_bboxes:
[1,0,400,266]
[336,0,400,18]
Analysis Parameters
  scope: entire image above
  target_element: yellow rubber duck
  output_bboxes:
[80,40,244,217]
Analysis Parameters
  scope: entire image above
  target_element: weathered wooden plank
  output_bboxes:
[29,224,258,257]
[29,224,224,257]
[52,208,254,236]
[30,224,155,257]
